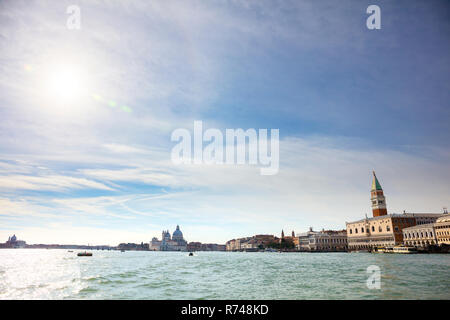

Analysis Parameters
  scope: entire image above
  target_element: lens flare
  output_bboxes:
[43,64,87,101]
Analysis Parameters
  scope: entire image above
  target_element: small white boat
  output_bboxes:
[373,246,417,254]
[392,246,418,254]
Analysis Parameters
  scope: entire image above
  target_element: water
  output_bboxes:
[0,249,449,299]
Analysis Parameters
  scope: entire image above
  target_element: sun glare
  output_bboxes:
[43,64,87,101]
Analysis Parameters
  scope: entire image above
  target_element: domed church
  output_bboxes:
[172,225,184,241]
[150,225,187,251]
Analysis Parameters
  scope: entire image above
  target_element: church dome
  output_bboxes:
[172,225,183,239]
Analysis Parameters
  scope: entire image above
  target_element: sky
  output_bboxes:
[0,0,449,245]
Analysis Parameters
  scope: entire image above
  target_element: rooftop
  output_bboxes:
[346,213,443,224]
[402,223,436,230]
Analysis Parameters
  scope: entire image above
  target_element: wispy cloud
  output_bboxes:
[0,174,114,192]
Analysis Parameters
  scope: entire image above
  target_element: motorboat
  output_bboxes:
[77,251,93,256]
[372,247,385,253]
[392,246,418,254]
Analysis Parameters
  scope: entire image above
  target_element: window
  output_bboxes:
[361,227,364,233]
[387,226,391,232]
[349,229,352,234]
[379,226,382,232]
[372,226,375,232]
[355,228,358,234]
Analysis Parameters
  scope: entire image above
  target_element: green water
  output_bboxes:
[0,249,449,299]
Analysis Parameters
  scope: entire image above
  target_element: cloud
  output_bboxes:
[0,174,114,192]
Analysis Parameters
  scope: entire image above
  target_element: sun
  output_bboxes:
[43,63,87,101]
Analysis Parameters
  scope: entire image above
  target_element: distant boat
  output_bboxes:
[371,246,417,254]
[189,252,194,256]
[392,246,417,254]
[77,252,92,256]
[121,249,125,252]
[371,247,385,253]
[68,250,73,252]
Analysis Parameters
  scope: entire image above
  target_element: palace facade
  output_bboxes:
[402,223,437,247]
[297,228,347,252]
[435,215,450,246]
[346,172,442,251]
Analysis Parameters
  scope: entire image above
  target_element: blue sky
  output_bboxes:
[0,0,449,245]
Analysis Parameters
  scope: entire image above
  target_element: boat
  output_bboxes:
[68,250,73,252]
[121,249,125,252]
[77,251,93,256]
[372,246,417,254]
[372,247,385,253]
[384,247,394,253]
[188,252,194,256]
[392,246,418,254]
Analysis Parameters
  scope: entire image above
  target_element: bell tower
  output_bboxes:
[371,171,387,217]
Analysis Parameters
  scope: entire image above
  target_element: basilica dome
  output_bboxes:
[172,225,183,239]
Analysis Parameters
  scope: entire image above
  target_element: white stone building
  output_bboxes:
[150,225,187,251]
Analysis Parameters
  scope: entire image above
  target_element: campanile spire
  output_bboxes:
[371,171,387,217]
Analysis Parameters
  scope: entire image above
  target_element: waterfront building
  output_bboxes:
[225,237,252,251]
[118,242,149,251]
[241,238,260,251]
[200,243,226,251]
[297,228,347,252]
[187,242,226,251]
[280,230,298,246]
[150,225,187,251]
[435,214,450,246]
[187,242,202,251]
[403,223,437,247]
[226,235,277,251]
[346,172,443,251]
[253,234,278,247]
[3,235,26,248]
[225,239,237,251]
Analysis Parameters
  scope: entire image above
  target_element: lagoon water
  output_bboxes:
[0,249,449,299]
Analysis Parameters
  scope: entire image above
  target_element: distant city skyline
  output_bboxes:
[1,1,449,245]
